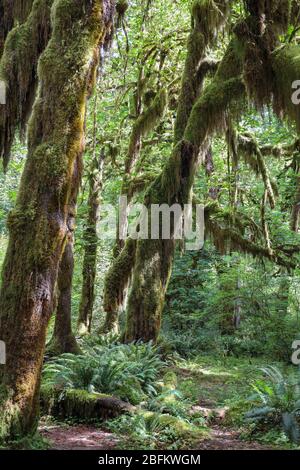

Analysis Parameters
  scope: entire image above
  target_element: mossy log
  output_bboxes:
[40,387,134,422]
[0,0,114,443]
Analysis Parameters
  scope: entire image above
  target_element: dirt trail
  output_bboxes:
[40,422,274,451]
[40,424,119,450]
[197,426,275,450]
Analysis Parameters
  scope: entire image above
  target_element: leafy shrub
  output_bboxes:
[245,366,300,444]
[42,339,165,405]
[107,410,207,450]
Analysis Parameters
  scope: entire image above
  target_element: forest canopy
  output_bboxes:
[0,0,300,453]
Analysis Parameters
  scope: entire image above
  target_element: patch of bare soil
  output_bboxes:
[39,424,119,450]
[197,426,275,450]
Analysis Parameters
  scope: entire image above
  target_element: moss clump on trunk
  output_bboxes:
[0,0,114,443]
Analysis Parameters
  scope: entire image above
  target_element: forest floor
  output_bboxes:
[39,356,293,450]
[40,422,274,450]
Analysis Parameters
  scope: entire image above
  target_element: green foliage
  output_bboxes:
[245,366,300,444]
[107,410,207,450]
[42,338,165,405]
[163,249,300,361]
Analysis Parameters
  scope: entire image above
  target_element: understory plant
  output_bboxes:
[245,366,300,444]
[42,338,165,405]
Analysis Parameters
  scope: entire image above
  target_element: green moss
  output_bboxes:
[115,377,146,405]
[125,89,167,173]
[0,0,52,169]
[103,238,136,315]
[272,44,300,131]
[40,386,133,422]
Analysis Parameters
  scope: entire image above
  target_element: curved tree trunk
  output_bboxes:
[124,0,238,342]
[0,0,114,443]
[77,150,104,335]
[101,88,167,333]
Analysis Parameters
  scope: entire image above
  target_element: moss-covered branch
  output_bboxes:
[235,132,277,208]
[0,0,53,169]
[0,1,35,58]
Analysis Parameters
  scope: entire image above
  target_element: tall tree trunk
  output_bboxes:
[77,150,104,335]
[291,176,300,232]
[101,238,136,334]
[0,0,114,442]
[124,0,237,342]
[47,203,80,356]
[101,88,167,333]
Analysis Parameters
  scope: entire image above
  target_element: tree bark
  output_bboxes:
[77,150,104,335]
[47,205,80,356]
[124,0,238,342]
[0,0,114,442]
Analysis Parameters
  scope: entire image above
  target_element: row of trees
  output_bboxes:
[0,0,299,444]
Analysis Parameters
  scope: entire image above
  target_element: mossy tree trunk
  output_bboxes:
[124,0,236,342]
[101,238,136,334]
[102,87,167,333]
[47,202,80,356]
[77,150,105,335]
[0,0,114,442]
[125,0,300,343]
[291,175,300,232]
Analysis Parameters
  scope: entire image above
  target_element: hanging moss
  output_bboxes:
[0,1,34,59]
[204,204,295,269]
[236,132,276,208]
[233,0,293,109]
[125,88,168,173]
[0,0,52,169]
[115,0,128,28]
[272,44,300,131]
